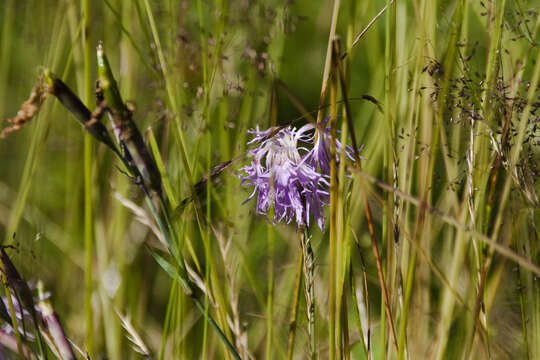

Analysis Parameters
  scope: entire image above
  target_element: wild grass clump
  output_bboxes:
[1,1,540,359]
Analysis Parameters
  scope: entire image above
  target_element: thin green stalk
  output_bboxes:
[266,224,275,360]
[315,0,341,125]
[287,248,303,360]
[147,128,177,207]
[81,1,94,354]
[397,248,416,360]
[383,0,397,300]
[350,262,369,359]
[266,68,279,360]
[381,1,394,349]
[193,298,240,360]
[0,0,15,114]
[329,55,338,360]
[341,292,350,360]
[397,54,420,360]
[334,9,360,353]
[333,36,351,360]
[159,281,177,360]
[83,116,94,357]
[201,241,209,360]
[384,2,398,357]
[534,216,540,360]
[102,0,157,78]
[195,1,211,356]
[140,0,192,182]
[515,237,530,360]
[413,0,437,355]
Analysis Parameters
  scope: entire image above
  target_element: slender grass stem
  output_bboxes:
[315,0,341,125]
[0,0,14,114]
[286,247,303,360]
[350,251,370,360]
[266,223,275,360]
[159,281,176,360]
[193,297,240,360]
[397,247,416,360]
[140,0,192,182]
[515,235,531,360]
[329,49,339,360]
[81,0,94,356]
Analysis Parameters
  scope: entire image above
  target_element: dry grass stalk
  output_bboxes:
[214,226,251,359]
[115,308,152,358]
[114,192,165,247]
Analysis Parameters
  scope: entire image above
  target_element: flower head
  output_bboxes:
[240,119,364,230]
[240,125,329,229]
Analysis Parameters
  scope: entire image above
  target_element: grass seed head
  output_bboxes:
[0,77,47,139]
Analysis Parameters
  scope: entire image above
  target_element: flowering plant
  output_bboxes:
[240,119,362,230]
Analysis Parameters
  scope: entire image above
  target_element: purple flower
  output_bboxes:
[240,119,364,230]
[240,125,329,229]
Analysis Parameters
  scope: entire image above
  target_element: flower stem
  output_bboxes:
[287,247,303,360]
[266,223,275,360]
[300,228,315,359]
